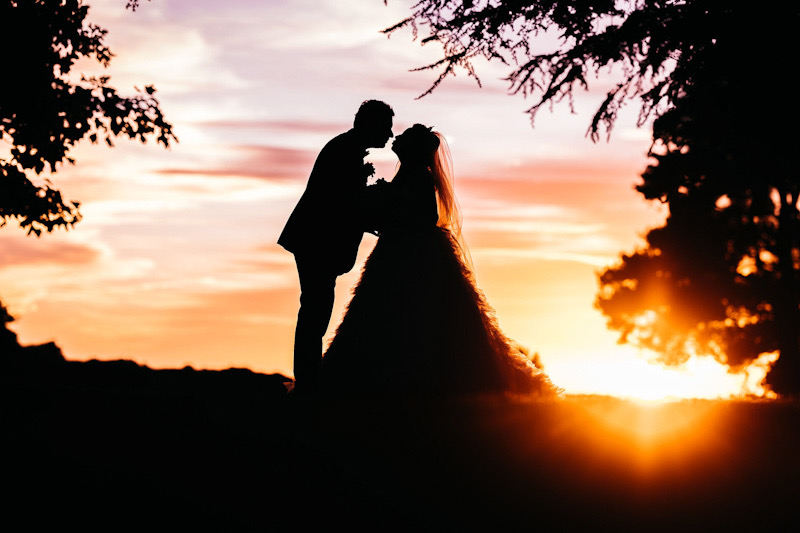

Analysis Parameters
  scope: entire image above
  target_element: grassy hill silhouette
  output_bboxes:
[3,335,799,530]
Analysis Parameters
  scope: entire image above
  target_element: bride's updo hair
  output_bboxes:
[402,123,440,165]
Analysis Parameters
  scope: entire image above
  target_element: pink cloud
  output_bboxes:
[194,119,348,135]
[156,145,316,182]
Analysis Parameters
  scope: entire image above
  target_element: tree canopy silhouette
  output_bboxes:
[387,1,796,139]
[0,0,174,350]
[0,0,175,236]
[596,22,799,394]
[391,1,800,392]
[388,0,731,138]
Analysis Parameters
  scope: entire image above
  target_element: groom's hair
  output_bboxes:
[354,100,394,129]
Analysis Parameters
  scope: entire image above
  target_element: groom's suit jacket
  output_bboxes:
[278,129,368,274]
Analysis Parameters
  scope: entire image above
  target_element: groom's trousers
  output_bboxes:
[293,254,338,392]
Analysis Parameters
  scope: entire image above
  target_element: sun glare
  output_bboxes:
[548,347,778,402]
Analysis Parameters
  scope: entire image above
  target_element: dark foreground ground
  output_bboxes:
[3,349,800,531]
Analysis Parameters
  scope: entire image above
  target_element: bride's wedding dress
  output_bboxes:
[321,126,558,397]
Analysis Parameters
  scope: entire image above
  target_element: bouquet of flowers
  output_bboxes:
[362,162,376,180]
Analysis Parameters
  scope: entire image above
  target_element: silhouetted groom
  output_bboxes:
[278,100,394,394]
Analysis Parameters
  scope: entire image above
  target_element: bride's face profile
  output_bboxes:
[390,128,413,159]
[392,125,437,165]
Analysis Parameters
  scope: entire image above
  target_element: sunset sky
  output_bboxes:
[1,0,772,398]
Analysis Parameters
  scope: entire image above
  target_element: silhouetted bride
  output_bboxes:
[321,124,559,397]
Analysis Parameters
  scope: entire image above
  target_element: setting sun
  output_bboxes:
[542,346,777,402]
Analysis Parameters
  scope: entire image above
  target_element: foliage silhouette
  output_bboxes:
[386,0,781,139]
[596,16,800,394]
[0,301,18,353]
[0,0,175,236]
[125,0,150,10]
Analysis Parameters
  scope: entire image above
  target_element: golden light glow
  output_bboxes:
[577,396,713,442]
[742,351,780,399]
[568,396,728,478]
[545,346,777,402]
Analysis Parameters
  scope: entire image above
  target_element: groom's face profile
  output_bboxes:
[365,116,394,149]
